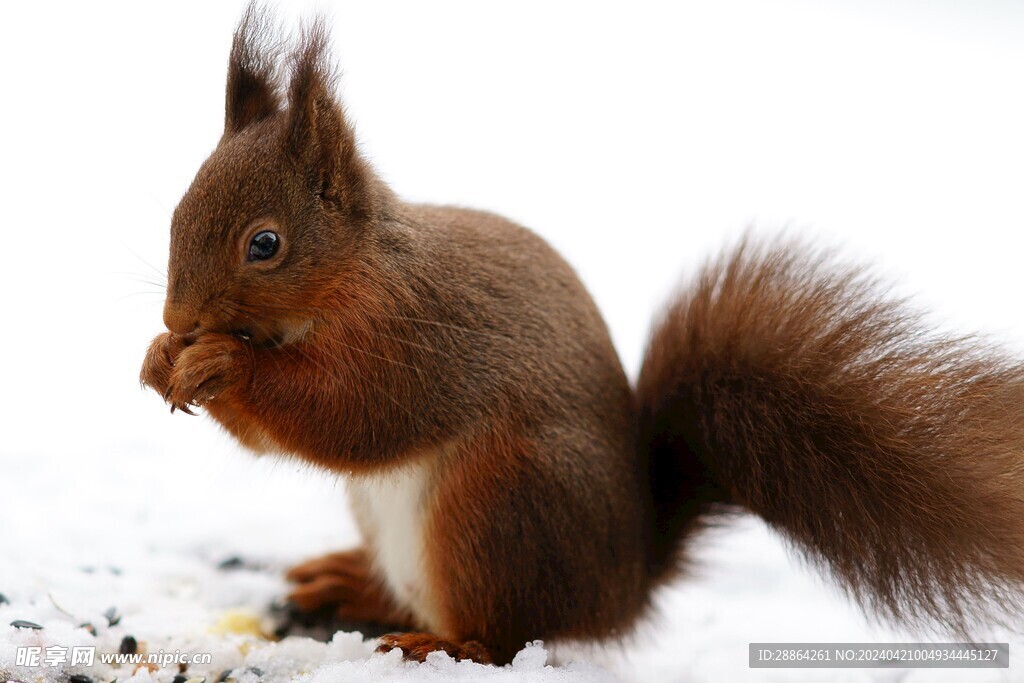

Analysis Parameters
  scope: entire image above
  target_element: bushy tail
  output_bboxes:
[637,237,1024,632]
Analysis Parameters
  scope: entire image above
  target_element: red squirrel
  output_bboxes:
[140,6,1024,665]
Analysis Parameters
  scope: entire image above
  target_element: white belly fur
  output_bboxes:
[345,457,440,631]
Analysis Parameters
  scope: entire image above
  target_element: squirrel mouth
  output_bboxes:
[232,319,313,348]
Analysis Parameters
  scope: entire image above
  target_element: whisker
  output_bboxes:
[310,331,424,374]
[376,313,508,339]
[369,330,438,354]
[118,241,168,282]
[114,291,167,302]
[227,301,508,343]
[110,271,168,287]
[277,336,420,423]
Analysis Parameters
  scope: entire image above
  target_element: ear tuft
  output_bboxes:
[225,2,282,135]
[286,16,339,112]
[285,17,372,218]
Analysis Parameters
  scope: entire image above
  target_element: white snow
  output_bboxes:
[0,444,1020,682]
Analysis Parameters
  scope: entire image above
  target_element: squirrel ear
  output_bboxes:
[285,19,371,218]
[225,3,280,135]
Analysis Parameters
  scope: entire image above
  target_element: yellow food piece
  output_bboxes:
[209,610,269,639]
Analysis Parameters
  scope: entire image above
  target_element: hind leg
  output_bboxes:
[376,632,492,663]
[286,547,414,628]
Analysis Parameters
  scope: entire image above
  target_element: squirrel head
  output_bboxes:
[163,7,387,346]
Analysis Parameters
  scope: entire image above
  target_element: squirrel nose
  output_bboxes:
[163,302,200,336]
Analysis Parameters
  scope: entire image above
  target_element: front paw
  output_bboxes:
[165,334,250,413]
[140,332,185,398]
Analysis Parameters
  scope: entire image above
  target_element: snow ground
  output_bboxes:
[2,444,1020,683]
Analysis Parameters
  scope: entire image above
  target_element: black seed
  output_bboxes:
[79,622,97,636]
[69,675,93,683]
[10,619,43,629]
[217,556,244,570]
[217,669,234,682]
[0,593,8,605]
[172,676,188,683]
[247,667,264,677]
[120,635,138,654]
[104,606,122,626]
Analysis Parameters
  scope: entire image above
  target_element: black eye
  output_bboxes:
[248,230,279,261]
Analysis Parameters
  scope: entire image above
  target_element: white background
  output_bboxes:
[1,1,1023,681]
[2,0,1024,460]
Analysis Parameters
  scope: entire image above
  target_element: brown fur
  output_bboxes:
[376,633,493,664]
[286,548,415,627]
[140,6,1024,665]
[637,240,1024,633]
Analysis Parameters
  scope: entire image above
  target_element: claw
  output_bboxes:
[376,634,400,654]
[163,386,174,401]
[169,401,196,416]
